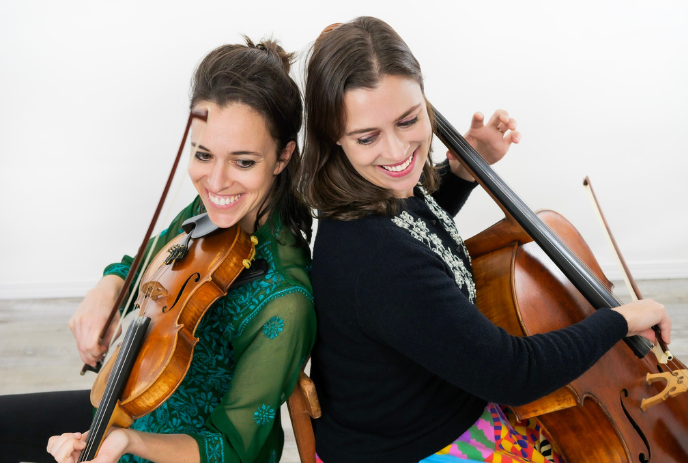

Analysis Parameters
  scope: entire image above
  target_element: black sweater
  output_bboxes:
[310,168,629,463]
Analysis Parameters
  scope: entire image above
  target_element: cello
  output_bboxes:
[433,107,688,462]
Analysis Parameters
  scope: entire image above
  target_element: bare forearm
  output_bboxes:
[124,429,200,463]
[96,274,125,297]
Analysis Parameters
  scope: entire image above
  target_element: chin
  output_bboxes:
[206,212,239,229]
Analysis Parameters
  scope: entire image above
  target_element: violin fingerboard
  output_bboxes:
[78,316,151,462]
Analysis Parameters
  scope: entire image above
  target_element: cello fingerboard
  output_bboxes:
[78,316,151,462]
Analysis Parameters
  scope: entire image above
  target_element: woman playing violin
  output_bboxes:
[39,38,316,463]
[301,17,672,463]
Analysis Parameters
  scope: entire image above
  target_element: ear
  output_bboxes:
[273,140,296,175]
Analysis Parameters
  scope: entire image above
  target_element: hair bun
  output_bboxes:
[245,36,293,74]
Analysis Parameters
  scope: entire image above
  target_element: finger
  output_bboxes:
[636,329,657,345]
[85,341,107,362]
[446,150,458,161]
[81,350,104,368]
[658,314,672,345]
[505,130,522,144]
[102,318,122,346]
[469,112,485,129]
[54,436,81,463]
[489,109,509,129]
[47,432,81,453]
[505,117,517,132]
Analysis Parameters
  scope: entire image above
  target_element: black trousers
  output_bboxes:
[0,390,92,463]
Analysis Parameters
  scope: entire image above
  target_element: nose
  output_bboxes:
[207,161,232,192]
[385,132,409,162]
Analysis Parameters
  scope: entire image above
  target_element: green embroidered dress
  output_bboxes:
[103,196,316,463]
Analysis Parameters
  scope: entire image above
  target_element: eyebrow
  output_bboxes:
[345,104,421,136]
[191,142,263,156]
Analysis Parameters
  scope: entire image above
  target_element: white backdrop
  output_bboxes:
[1,0,687,299]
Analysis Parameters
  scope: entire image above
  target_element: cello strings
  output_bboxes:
[439,116,687,375]
[434,115,661,359]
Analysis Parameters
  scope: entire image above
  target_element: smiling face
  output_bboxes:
[188,102,291,232]
[337,75,432,199]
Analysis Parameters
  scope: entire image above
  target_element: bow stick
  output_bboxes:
[81,108,209,375]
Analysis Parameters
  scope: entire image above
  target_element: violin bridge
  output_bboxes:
[140,281,168,300]
[640,369,688,411]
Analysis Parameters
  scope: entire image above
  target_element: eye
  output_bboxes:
[357,134,377,146]
[398,116,418,128]
[235,159,255,169]
[195,151,212,161]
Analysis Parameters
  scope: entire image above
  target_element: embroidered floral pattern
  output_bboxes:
[421,187,472,263]
[118,215,313,463]
[254,404,276,425]
[103,263,130,280]
[391,190,476,302]
[263,316,284,339]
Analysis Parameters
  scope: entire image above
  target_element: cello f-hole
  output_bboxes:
[620,389,651,463]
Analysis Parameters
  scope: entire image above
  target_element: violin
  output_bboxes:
[80,216,255,461]
[76,109,260,460]
[433,107,688,462]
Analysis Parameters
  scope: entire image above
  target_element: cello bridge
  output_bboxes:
[640,369,688,411]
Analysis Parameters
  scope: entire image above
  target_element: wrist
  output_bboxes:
[452,164,476,182]
[122,428,141,456]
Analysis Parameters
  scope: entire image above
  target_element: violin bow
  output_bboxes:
[80,108,209,375]
[582,176,672,363]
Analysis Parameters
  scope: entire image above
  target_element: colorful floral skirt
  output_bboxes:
[420,403,562,463]
[316,403,562,463]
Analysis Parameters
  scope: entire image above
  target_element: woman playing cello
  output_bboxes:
[301,17,672,463]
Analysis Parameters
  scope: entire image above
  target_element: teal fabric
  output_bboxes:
[103,197,315,463]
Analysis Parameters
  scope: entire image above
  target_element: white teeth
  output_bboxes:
[209,193,241,206]
[382,153,413,172]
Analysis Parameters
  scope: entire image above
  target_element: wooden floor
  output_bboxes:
[1,279,686,462]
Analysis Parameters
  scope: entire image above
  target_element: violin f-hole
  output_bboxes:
[167,273,201,313]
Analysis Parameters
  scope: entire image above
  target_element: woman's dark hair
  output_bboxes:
[191,37,311,245]
[301,16,439,220]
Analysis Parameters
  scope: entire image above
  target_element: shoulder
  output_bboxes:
[237,290,316,347]
[316,214,427,251]
[314,213,442,268]
[312,214,451,318]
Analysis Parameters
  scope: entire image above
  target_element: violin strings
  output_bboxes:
[81,318,147,460]
[108,110,210,350]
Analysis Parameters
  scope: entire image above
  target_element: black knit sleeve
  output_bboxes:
[431,160,479,216]
[354,228,629,406]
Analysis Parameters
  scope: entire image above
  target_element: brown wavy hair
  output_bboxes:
[301,17,439,220]
[191,37,311,245]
